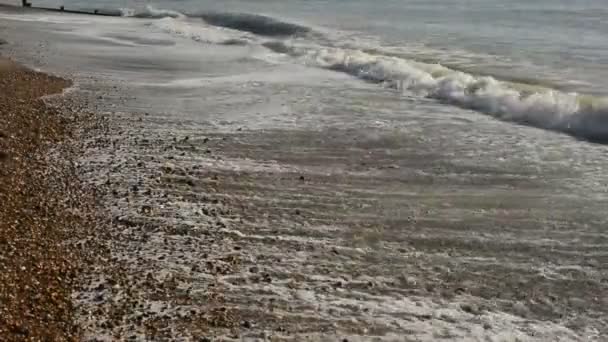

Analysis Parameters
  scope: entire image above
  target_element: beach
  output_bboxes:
[1,2,608,341]
[0,56,94,340]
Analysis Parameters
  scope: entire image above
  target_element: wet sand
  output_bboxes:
[38,70,602,340]
[69,98,606,340]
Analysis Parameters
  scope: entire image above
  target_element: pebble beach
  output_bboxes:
[1,3,608,340]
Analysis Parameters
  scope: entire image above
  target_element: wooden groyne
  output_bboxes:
[14,1,120,17]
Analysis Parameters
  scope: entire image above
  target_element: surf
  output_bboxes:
[259,41,608,143]
[198,12,311,37]
[121,5,185,19]
[141,9,608,143]
[120,6,313,37]
[11,2,607,144]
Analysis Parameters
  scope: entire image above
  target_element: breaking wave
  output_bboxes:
[120,8,312,37]
[199,12,311,37]
[76,4,608,143]
[151,17,251,45]
[265,42,608,143]
[121,5,184,19]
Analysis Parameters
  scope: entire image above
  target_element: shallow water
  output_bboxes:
[27,0,608,95]
[7,0,608,142]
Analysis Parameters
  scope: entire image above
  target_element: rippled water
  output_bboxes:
[27,0,608,95]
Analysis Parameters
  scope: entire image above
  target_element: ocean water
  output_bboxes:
[18,0,608,143]
[2,1,608,339]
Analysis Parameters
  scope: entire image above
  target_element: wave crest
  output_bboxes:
[199,13,311,37]
[121,5,185,19]
[151,17,251,46]
[268,43,608,143]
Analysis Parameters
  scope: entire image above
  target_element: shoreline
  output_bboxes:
[1,12,607,338]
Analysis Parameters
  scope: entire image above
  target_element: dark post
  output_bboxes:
[22,0,32,7]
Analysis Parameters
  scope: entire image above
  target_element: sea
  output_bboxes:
[7,0,606,142]
[1,0,608,339]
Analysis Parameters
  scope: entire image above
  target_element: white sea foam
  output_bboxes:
[120,5,185,19]
[118,7,136,17]
[140,5,185,19]
[264,42,608,142]
[151,17,251,45]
